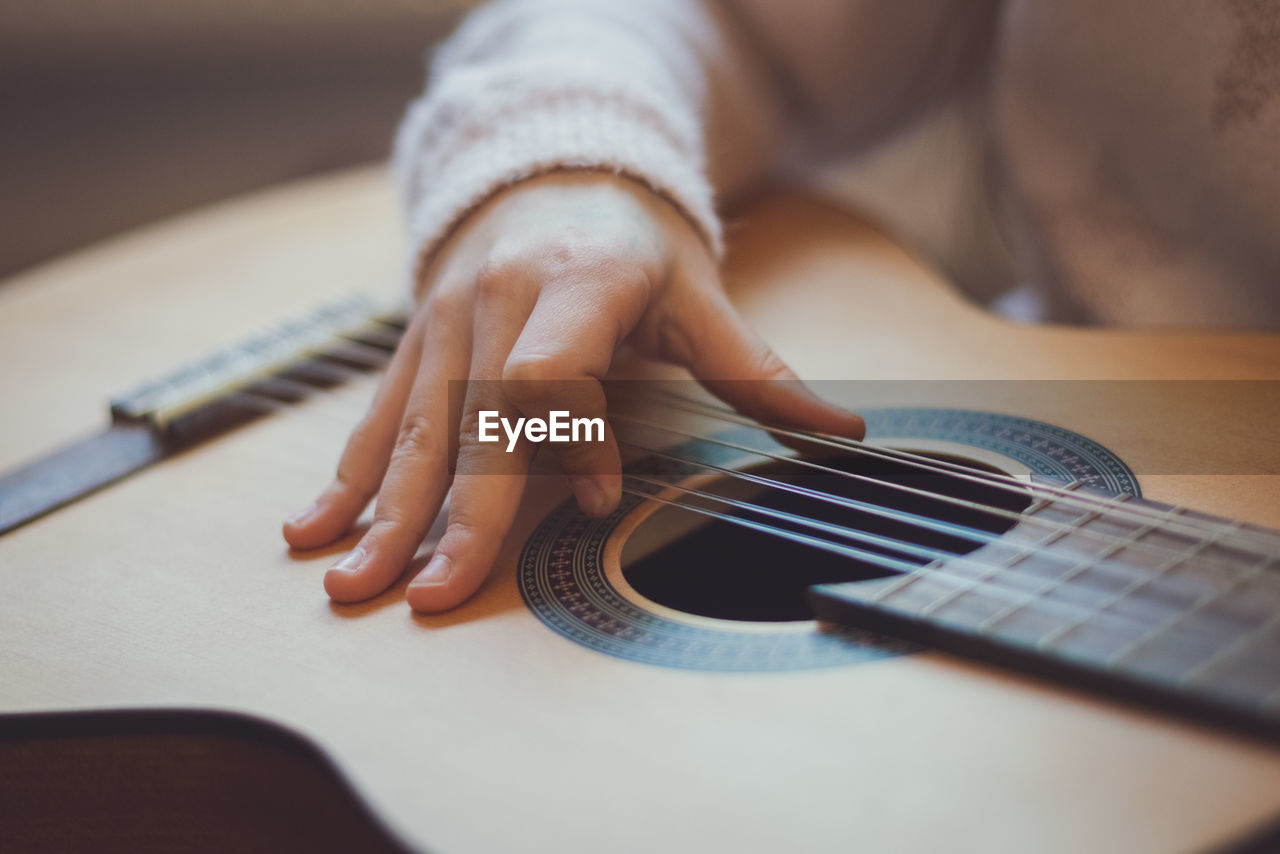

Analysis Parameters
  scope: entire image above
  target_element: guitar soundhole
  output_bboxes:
[621,451,1032,623]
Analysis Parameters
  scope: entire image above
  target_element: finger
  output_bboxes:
[323,295,473,602]
[672,289,865,441]
[502,282,647,516]
[283,315,426,550]
[404,404,533,613]
[406,287,539,613]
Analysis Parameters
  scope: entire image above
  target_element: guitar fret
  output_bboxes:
[811,489,1280,739]
[1105,524,1260,667]
[926,587,1009,627]
[974,504,1181,642]
[865,565,930,604]
[873,496,1276,681]
[906,485,1133,621]
[1027,506,1190,648]
[1180,607,1280,689]
[870,570,963,612]
[1179,509,1280,560]
[914,496,1064,617]
[1193,620,1280,710]
[855,490,1090,610]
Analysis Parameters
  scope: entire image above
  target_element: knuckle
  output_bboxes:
[334,457,374,496]
[503,352,570,390]
[393,412,442,461]
[368,513,404,535]
[445,512,481,541]
[473,255,519,300]
[424,289,469,328]
[536,232,633,282]
[554,245,640,291]
[437,512,483,554]
[737,345,795,416]
[455,407,491,453]
[366,513,414,546]
[745,342,790,382]
[474,232,647,301]
[655,310,695,365]
[543,231,609,268]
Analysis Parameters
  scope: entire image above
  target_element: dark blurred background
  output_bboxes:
[0,1,474,279]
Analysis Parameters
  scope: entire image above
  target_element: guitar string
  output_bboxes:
[217,327,1237,543]
[636,389,1256,544]
[228,319,1256,545]
[290,374,1259,612]
[237,369,1264,658]
[617,471,1253,652]
[614,437,1253,603]
[265,389,1277,659]
[622,471,983,565]
[612,411,1048,524]
[616,474,1243,655]
[212,358,1277,659]
[619,451,1279,644]
[144,312,1280,693]
[621,442,1280,665]
[199,333,1276,679]
[620,440,999,547]
[222,347,1277,575]
[610,413,1280,586]
[274,379,1072,559]
[643,388,1149,510]
[617,445,1279,670]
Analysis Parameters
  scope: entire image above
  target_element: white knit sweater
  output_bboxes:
[393,0,1280,328]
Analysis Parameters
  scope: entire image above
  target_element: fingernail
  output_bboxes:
[330,546,365,575]
[571,477,608,516]
[843,410,867,439]
[409,553,452,589]
[286,501,319,527]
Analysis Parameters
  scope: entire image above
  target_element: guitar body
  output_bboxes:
[1,167,1278,853]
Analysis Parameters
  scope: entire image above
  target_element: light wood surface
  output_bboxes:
[1,165,1278,853]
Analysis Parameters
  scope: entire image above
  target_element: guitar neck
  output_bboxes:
[110,293,408,439]
[812,491,1280,740]
[0,294,409,536]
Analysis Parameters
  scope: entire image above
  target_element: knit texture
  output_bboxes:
[392,0,1280,328]
[392,0,735,290]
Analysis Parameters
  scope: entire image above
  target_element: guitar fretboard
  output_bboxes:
[812,489,1280,740]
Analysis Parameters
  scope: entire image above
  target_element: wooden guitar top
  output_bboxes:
[0,166,1278,853]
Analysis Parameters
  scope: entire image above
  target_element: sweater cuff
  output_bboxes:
[394,66,721,292]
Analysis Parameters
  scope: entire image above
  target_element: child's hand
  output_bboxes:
[282,172,863,611]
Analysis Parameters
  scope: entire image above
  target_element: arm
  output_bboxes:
[393,0,994,275]
[284,0,992,613]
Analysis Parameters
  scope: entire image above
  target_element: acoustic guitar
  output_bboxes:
[1,167,1278,853]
